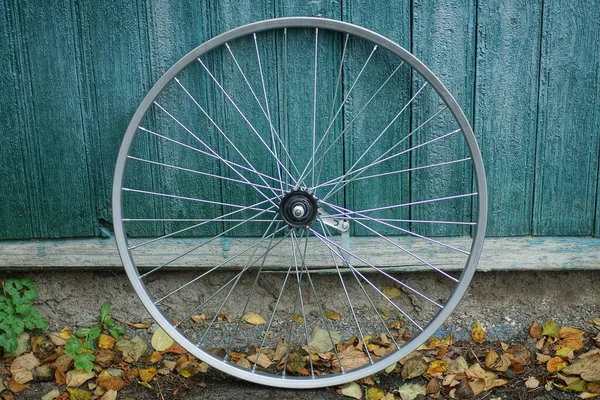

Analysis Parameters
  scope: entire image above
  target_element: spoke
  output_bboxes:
[124,218,275,223]
[224,42,303,182]
[311,28,319,187]
[350,217,475,226]
[253,34,284,192]
[310,226,443,307]
[321,198,473,255]
[320,224,399,349]
[325,203,458,282]
[323,82,429,200]
[140,207,277,278]
[225,230,292,359]
[127,155,276,192]
[318,110,453,198]
[290,230,314,377]
[327,34,350,129]
[296,45,381,186]
[128,197,276,250]
[154,224,287,304]
[122,188,276,213]
[199,220,282,345]
[293,229,344,372]
[172,78,283,199]
[318,220,373,363]
[198,58,297,185]
[310,229,424,331]
[139,126,290,189]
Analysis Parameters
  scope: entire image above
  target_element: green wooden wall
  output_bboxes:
[1,0,599,240]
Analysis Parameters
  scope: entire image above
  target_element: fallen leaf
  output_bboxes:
[447,356,468,374]
[426,360,447,375]
[163,360,176,371]
[124,368,139,382]
[589,318,600,328]
[456,379,475,398]
[382,286,402,299]
[95,349,123,368]
[587,382,600,394]
[324,311,341,321]
[161,341,187,355]
[151,328,175,352]
[236,358,251,369]
[401,356,427,379]
[333,344,370,372]
[506,344,532,366]
[217,313,231,323]
[557,327,586,351]
[115,336,147,362]
[66,388,92,400]
[41,388,60,400]
[526,376,540,389]
[471,321,486,344]
[191,314,206,323]
[58,327,72,340]
[340,382,362,399]
[115,318,151,329]
[547,356,568,373]
[309,326,343,353]
[10,352,40,373]
[176,359,207,378]
[396,383,426,400]
[149,351,162,363]
[381,394,395,400]
[469,378,486,396]
[65,370,95,388]
[55,367,66,386]
[426,378,440,395]
[53,354,74,372]
[291,315,303,324]
[139,367,158,382]
[273,341,287,362]
[247,353,272,369]
[466,363,486,380]
[384,362,397,374]
[5,379,29,394]
[537,353,552,363]
[530,321,543,339]
[138,381,153,389]
[543,320,560,338]
[99,390,117,400]
[98,334,116,350]
[580,393,600,399]
[49,332,67,346]
[366,387,385,400]
[242,312,266,325]
[11,369,33,384]
[97,375,125,391]
[563,352,600,381]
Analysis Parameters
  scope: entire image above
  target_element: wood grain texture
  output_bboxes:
[0,1,37,239]
[474,0,542,236]
[11,0,97,238]
[3,236,599,272]
[411,0,476,237]
[533,0,600,235]
[342,0,411,236]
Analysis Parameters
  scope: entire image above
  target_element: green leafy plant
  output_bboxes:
[0,278,48,353]
[66,302,126,371]
[99,302,126,339]
[65,336,95,371]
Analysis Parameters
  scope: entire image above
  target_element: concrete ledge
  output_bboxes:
[1,236,599,272]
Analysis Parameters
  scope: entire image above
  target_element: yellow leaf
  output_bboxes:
[547,357,567,373]
[382,287,401,298]
[191,314,206,323]
[471,321,486,344]
[98,334,116,350]
[292,315,303,324]
[58,327,73,340]
[384,362,397,374]
[66,387,92,400]
[366,387,385,400]
[426,360,447,375]
[589,318,600,328]
[139,367,158,383]
[580,393,600,399]
[556,347,573,357]
[243,312,266,325]
[325,311,341,321]
[557,326,586,351]
[151,328,174,352]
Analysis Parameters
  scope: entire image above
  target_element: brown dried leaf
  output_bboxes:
[333,345,370,372]
[97,376,125,391]
[114,336,147,362]
[247,353,272,369]
[10,352,40,373]
[466,363,486,380]
[115,318,151,329]
[401,357,427,379]
[191,314,206,323]
[55,367,66,386]
[11,369,34,384]
[426,360,447,375]
[530,321,543,339]
[5,379,29,394]
[563,352,600,381]
[97,334,116,350]
[236,358,251,369]
[426,378,440,395]
[557,327,586,352]
[65,370,95,388]
[99,390,117,400]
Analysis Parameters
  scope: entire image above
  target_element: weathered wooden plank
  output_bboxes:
[14,0,97,238]
[533,0,600,235]
[474,0,542,236]
[0,2,36,239]
[411,0,476,237]
[342,1,411,236]
[77,0,156,237]
[2,236,600,272]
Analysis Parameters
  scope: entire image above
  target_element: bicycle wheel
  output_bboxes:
[113,17,487,388]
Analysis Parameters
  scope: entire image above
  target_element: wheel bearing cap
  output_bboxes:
[278,190,319,228]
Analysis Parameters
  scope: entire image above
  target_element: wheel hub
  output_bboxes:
[279,190,319,228]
